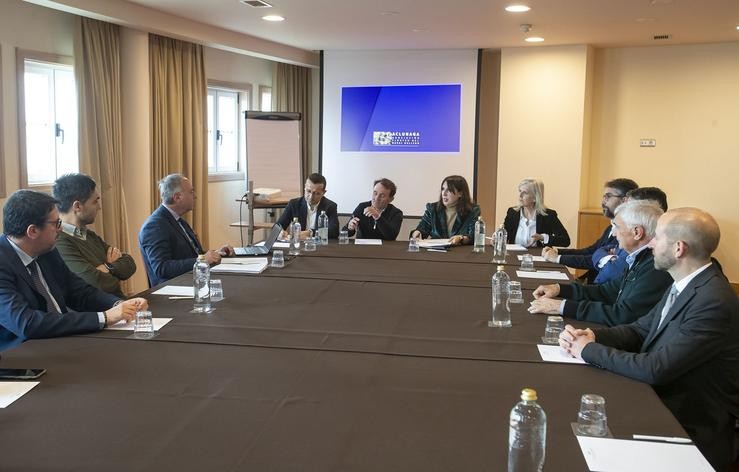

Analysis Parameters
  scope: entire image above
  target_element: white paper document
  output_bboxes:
[416,238,451,248]
[537,344,587,364]
[272,241,290,248]
[354,239,383,245]
[105,317,173,331]
[506,243,528,251]
[0,381,40,408]
[516,270,569,281]
[212,258,268,274]
[576,436,713,472]
[152,285,193,296]
[516,255,547,262]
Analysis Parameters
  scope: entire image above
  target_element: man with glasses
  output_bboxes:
[277,173,339,240]
[0,190,147,351]
[542,178,638,282]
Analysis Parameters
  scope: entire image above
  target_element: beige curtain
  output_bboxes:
[273,62,312,182]
[149,34,209,248]
[74,17,132,293]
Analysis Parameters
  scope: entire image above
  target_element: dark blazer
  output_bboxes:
[582,262,739,471]
[558,248,673,326]
[277,196,340,239]
[342,202,403,241]
[139,205,203,287]
[592,247,629,284]
[0,235,119,352]
[503,207,570,247]
[557,224,617,271]
[412,203,481,243]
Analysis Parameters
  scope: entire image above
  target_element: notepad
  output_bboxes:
[516,255,547,262]
[537,344,587,364]
[516,270,569,281]
[416,238,451,248]
[152,285,193,296]
[105,318,173,331]
[0,381,39,408]
[354,239,382,245]
[211,257,268,274]
[576,435,713,471]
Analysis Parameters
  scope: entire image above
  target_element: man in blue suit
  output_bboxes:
[139,174,234,287]
[0,190,147,351]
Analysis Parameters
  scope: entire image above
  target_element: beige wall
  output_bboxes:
[589,42,739,282]
[496,45,591,239]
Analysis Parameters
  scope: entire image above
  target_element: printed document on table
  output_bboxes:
[506,243,528,251]
[0,381,39,408]
[354,239,382,245]
[255,241,290,248]
[537,344,587,364]
[516,255,547,262]
[105,318,173,331]
[152,285,193,296]
[212,258,268,274]
[416,238,451,248]
[576,436,713,472]
[516,270,569,281]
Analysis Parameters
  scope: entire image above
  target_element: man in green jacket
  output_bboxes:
[53,174,136,297]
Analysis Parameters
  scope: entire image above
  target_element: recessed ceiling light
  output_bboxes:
[525,37,545,43]
[635,17,656,23]
[380,10,399,16]
[262,14,284,22]
[505,5,531,13]
[412,28,428,33]
[736,25,739,30]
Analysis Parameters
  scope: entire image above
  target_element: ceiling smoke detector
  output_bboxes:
[520,24,532,33]
[240,0,272,7]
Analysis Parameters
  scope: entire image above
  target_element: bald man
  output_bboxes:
[558,208,739,471]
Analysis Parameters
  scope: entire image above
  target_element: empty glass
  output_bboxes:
[271,250,285,268]
[508,281,524,304]
[134,310,154,338]
[408,237,420,252]
[520,253,535,271]
[577,394,608,437]
[304,237,317,252]
[543,315,564,344]
[339,230,349,245]
[210,279,224,302]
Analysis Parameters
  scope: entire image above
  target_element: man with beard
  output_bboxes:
[542,178,638,282]
[342,178,403,240]
[53,174,136,297]
[558,208,739,471]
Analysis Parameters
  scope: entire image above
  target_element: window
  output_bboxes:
[259,85,272,112]
[206,81,251,180]
[17,50,77,188]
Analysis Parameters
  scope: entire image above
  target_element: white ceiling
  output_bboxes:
[124,0,739,51]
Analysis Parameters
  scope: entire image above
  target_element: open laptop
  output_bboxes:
[233,223,282,256]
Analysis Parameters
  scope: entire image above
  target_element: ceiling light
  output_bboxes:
[525,37,545,43]
[505,5,531,13]
[380,10,399,16]
[736,25,739,30]
[262,15,284,22]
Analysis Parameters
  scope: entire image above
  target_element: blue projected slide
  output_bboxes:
[340,84,461,152]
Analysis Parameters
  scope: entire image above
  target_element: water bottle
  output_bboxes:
[473,216,486,253]
[192,255,211,313]
[489,265,511,327]
[508,388,547,472]
[493,224,508,263]
[317,211,329,245]
[289,217,301,255]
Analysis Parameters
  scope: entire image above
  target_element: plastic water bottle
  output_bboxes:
[192,255,211,313]
[289,217,301,255]
[489,265,511,327]
[508,388,547,472]
[317,211,329,245]
[493,224,508,263]
[473,216,486,253]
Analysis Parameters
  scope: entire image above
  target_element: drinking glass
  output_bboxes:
[508,281,524,304]
[134,310,154,338]
[304,237,317,252]
[210,279,224,302]
[271,250,285,268]
[339,230,349,245]
[520,253,535,271]
[543,315,564,344]
[408,237,420,252]
[577,394,608,437]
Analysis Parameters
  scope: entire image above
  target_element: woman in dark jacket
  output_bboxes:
[503,178,570,248]
[411,175,480,246]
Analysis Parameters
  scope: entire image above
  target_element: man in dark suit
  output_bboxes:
[277,173,339,240]
[559,208,739,471]
[342,178,403,240]
[542,178,638,282]
[0,190,147,351]
[528,200,672,326]
[139,174,234,287]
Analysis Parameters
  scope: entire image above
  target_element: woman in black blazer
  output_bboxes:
[503,178,570,248]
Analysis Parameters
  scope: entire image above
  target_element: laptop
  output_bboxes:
[233,224,282,256]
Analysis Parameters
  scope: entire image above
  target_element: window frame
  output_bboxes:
[207,79,252,183]
[0,46,5,198]
[15,48,75,192]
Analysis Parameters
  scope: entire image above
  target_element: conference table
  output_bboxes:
[0,241,687,471]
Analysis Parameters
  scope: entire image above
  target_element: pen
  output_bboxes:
[632,434,693,444]
[168,296,194,300]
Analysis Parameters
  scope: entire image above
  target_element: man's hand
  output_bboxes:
[449,235,465,246]
[347,217,360,231]
[527,298,562,315]
[558,324,595,359]
[299,230,312,241]
[104,298,147,326]
[363,206,380,220]
[218,245,235,257]
[531,233,544,243]
[410,230,422,240]
[204,250,222,265]
[106,246,122,264]
[96,263,109,273]
[533,283,560,299]
[542,246,559,262]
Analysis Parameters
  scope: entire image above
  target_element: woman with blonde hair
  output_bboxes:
[503,178,570,248]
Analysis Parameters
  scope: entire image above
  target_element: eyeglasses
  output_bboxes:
[46,218,62,229]
[602,193,625,200]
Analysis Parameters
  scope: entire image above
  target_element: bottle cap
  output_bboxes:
[520,388,537,401]
[497,265,505,271]
[292,217,299,222]
[197,254,206,261]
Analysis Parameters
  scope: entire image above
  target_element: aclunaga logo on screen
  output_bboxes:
[372,131,421,147]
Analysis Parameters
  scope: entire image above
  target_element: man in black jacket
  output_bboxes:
[528,200,672,326]
[343,178,403,240]
[558,207,739,471]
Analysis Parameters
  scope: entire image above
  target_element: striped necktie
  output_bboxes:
[27,261,60,314]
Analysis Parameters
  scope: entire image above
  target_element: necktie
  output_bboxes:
[178,219,203,255]
[657,286,679,329]
[27,261,60,314]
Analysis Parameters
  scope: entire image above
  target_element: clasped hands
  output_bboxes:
[558,324,595,359]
